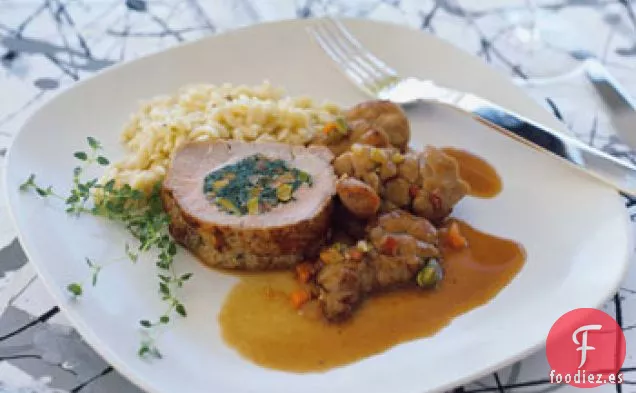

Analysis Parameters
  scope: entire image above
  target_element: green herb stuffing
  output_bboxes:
[203,154,312,216]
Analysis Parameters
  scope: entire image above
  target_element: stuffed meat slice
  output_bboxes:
[162,140,336,270]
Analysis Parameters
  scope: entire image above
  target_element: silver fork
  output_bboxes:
[307,18,636,197]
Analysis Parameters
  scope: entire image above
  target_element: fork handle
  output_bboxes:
[452,93,636,197]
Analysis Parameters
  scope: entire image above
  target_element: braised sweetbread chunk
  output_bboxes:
[310,100,408,156]
[334,144,469,223]
[345,100,410,152]
[335,177,381,219]
[315,210,441,321]
[412,146,471,221]
[310,117,393,157]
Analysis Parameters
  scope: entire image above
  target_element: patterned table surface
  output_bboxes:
[1,0,636,392]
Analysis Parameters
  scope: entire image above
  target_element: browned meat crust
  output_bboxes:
[162,187,333,269]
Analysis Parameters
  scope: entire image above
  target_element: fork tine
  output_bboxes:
[307,24,376,95]
[319,20,389,85]
[315,22,382,84]
[327,18,398,79]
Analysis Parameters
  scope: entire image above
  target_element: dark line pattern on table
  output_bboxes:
[0,90,46,128]
[106,26,207,38]
[46,0,80,76]
[464,379,553,393]
[147,11,185,42]
[70,366,113,393]
[614,293,624,393]
[126,0,147,13]
[493,373,505,393]
[51,0,94,58]
[0,353,80,376]
[297,0,321,18]
[34,76,60,90]
[589,115,599,146]
[238,0,260,23]
[601,137,636,166]
[503,363,522,388]
[15,2,49,38]
[0,35,114,71]
[601,30,615,63]
[420,2,439,30]
[382,0,401,7]
[615,43,636,57]
[119,8,131,60]
[45,52,78,80]
[186,0,216,32]
[0,0,113,91]
[7,275,38,307]
[453,2,529,79]
[1,50,18,64]
[478,38,492,63]
[0,354,42,361]
[545,98,564,122]
[0,306,60,342]
[618,0,636,32]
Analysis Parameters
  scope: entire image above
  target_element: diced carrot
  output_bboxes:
[348,249,363,261]
[290,289,311,309]
[323,122,338,135]
[447,221,468,249]
[295,262,314,284]
[409,185,419,198]
[382,236,398,255]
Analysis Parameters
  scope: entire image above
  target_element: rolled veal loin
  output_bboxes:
[161,140,336,270]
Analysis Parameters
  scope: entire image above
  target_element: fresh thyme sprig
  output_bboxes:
[19,136,191,359]
[65,256,121,298]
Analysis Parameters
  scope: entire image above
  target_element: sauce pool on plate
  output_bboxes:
[219,220,525,372]
[441,147,502,198]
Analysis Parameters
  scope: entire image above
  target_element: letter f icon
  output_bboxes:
[572,324,602,368]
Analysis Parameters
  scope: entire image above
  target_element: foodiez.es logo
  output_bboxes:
[546,308,625,388]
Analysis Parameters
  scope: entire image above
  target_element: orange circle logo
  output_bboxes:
[546,308,625,388]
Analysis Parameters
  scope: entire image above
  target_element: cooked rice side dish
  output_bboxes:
[102,81,343,192]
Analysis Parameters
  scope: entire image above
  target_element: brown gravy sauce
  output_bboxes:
[441,147,502,198]
[219,220,525,372]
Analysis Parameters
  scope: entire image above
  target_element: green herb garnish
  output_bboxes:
[19,136,191,360]
[203,154,312,216]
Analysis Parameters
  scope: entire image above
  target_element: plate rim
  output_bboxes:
[3,17,633,393]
